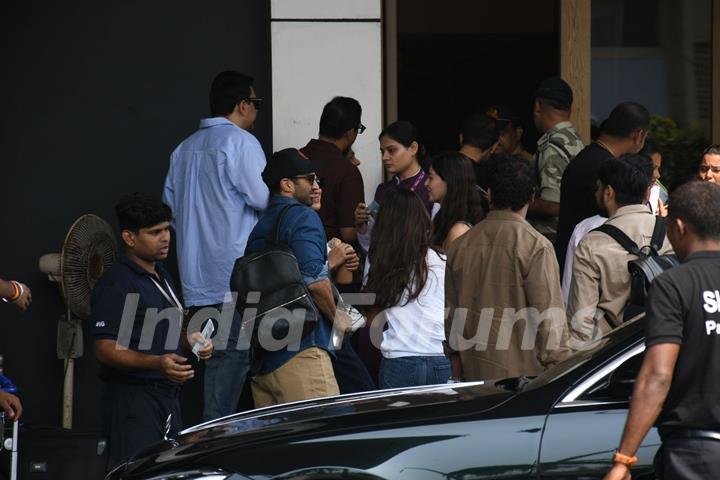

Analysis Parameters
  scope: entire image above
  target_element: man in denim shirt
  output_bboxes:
[245,148,351,407]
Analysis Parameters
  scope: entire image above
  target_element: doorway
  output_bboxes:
[388,0,560,154]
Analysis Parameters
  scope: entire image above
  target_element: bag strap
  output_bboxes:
[269,203,302,243]
[649,216,667,254]
[593,224,641,256]
[548,139,573,162]
[536,139,573,185]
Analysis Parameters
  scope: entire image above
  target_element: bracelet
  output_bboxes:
[612,451,638,466]
[2,281,21,303]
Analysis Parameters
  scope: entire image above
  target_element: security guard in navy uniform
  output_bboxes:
[526,77,584,243]
[92,193,213,469]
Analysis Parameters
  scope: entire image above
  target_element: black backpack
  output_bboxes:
[230,204,319,350]
[593,217,679,319]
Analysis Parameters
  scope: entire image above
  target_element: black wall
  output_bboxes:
[397,32,559,155]
[0,1,271,432]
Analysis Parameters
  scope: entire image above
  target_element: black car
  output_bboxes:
[107,317,658,480]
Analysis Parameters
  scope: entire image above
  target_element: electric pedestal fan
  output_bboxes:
[38,214,117,429]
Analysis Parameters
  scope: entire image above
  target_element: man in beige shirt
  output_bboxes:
[567,155,673,347]
[445,155,570,381]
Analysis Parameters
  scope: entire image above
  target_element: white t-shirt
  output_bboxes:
[379,249,447,358]
[561,214,607,306]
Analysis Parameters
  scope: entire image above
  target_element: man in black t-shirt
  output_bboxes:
[556,102,650,271]
[604,181,720,480]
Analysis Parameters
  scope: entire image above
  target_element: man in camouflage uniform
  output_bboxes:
[526,77,584,243]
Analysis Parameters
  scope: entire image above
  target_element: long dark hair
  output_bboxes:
[366,189,433,308]
[430,152,484,247]
[379,120,430,172]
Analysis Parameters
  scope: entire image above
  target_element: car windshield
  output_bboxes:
[524,315,645,390]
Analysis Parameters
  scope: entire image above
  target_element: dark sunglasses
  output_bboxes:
[243,97,263,110]
[293,173,320,185]
[356,123,366,134]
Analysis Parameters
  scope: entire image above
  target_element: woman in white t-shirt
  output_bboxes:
[364,188,450,388]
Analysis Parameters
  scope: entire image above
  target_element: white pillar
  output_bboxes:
[270,0,383,202]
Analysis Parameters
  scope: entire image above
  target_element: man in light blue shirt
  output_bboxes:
[163,70,269,421]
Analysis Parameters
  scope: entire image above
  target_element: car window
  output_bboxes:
[580,349,644,402]
[525,316,644,390]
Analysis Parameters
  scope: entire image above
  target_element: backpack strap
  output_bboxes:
[592,224,641,256]
[536,139,573,186]
[548,139,573,162]
[649,216,667,254]
[269,203,303,243]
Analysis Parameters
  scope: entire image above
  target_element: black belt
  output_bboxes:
[660,428,720,441]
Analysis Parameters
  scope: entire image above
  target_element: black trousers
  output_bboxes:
[102,381,182,469]
[331,340,376,394]
[654,437,720,480]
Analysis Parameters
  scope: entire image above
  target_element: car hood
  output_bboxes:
[116,381,516,478]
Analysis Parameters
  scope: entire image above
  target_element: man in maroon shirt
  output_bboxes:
[301,97,365,244]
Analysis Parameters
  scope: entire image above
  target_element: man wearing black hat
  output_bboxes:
[555,102,650,272]
[527,77,585,243]
[487,104,533,163]
[245,148,350,407]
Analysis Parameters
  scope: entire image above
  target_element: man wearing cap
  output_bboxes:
[527,77,584,243]
[163,70,269,421]
[487,104,533,163]
[245,148,351,407]
[556,102,650,272]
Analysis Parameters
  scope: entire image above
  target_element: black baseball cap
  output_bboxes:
[486,104,521,129]
[533,76,573,109]
[262,148,318,187]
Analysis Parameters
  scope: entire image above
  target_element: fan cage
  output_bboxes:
[60,214,118,320]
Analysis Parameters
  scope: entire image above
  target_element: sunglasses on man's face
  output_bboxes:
[243,97,263,110]
[356,123,366,134]
[293,173,320,185]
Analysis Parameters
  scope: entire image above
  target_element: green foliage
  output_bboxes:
[650,114,709,188]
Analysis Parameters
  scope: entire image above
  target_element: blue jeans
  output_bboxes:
[379,355,451,389]
[196,305,250,422]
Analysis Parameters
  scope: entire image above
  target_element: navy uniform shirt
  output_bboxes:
[92,255,183,383]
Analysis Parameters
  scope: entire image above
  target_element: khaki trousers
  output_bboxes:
[252,347,339,408]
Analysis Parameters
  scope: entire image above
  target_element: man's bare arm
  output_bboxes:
[528,198,560,218]
[603,343,679,480]
[94,339,194,383]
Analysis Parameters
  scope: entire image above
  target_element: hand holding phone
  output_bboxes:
[192,320,215,360]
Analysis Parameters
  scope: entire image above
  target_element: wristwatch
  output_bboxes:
[612,450,638,466]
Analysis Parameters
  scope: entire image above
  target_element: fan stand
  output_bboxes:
[40,214,118,431]
[58,306,82,430]
[62,357,74,429]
